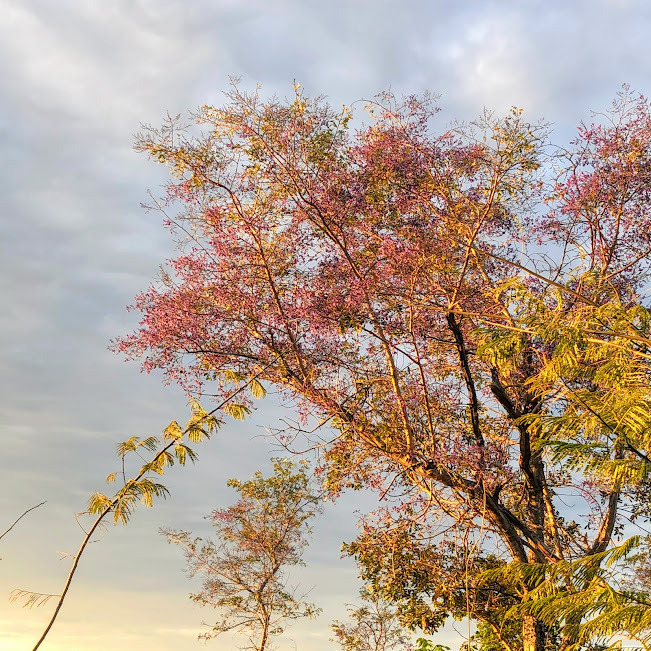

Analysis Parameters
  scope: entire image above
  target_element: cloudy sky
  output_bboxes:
[1,1,650,649]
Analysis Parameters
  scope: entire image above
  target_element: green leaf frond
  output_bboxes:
[526,582,651,650]
[87,491,112,515]
[479,538,647,650]
[163,420,183,441]
[112,492,136,525]
[221,369,245,384]
[475,326,527,372]
[482,536,641,587]
[112,479,170,524]
[186,424,207,443]
[139,436,160,452]
[116,436,140,457]
[185,400,222,441]
[223,402,252,421]
[174,442,198,465]
[139,449,175,475]
[509,295,651,488]
[250,378,266,399]
[541,439,648,484]
[135,478,170,507]
[116,435,160,457]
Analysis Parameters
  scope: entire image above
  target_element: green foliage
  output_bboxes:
[223,402,252,421]
[250,378,267,399]
[115,434,158,457]
[343,516,525,645]
[468,275,651,647]
[471,537,651,650]
[90,400,222,526]
[414,639,450,651]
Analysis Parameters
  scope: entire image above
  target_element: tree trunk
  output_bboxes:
[522,615,545,651]
[258,617,270,651]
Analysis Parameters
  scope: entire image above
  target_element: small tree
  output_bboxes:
[161,458,322,650]
[331,589,412,651]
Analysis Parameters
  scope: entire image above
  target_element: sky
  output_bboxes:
[1,1,650,649]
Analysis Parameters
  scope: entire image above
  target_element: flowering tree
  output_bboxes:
[116,83,651,651]
[161,458,321,650]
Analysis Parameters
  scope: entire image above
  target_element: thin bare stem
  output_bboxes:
[0,501,47,544]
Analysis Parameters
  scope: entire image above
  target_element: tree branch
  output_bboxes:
[0,501,47,545]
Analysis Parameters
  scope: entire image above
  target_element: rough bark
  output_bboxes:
[522,614,546,651]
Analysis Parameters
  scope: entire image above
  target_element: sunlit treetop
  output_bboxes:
[115,82,651,651]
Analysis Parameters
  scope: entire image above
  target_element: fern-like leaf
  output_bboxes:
[163,420,184,441]
[223,403,251,421]
[87,491,112,514]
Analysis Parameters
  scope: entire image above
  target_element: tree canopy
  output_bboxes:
[116,82,651,651]
[161,458,321,650]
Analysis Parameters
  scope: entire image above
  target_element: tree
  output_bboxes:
[331,589,412,651]
[116,82,651,650]
[160,458,322,650]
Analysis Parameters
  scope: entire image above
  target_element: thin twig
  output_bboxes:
[0,501,47,544]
